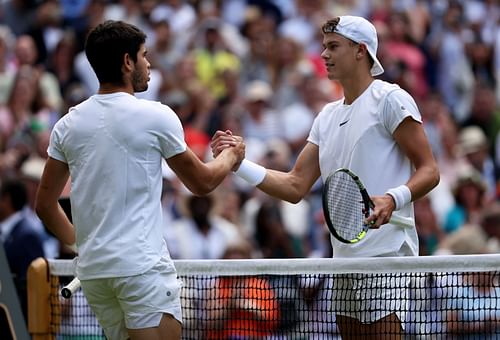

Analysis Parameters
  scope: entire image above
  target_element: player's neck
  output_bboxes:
[341,74,374,105]
[98,82,134,95]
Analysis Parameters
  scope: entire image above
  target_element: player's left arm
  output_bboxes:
[368,117,439,226]
[35,157,75,246]
[393,117,440,202]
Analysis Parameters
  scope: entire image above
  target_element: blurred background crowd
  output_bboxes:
[1,0,500,285]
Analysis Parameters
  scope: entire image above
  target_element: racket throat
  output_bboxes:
[360,188,373,219]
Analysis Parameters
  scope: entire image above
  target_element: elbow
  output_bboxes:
[281,189,305,204]
[431,165,440,189]
[433,173,440,189]
[187,181,216,197]
[287,195,303,204]
[280,181,307,204]
[190,187,211,197]
[421,164,440,195]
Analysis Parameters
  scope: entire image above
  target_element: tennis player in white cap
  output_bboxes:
[212,15,439,338]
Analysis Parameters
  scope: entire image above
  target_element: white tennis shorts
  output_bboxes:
[80,257,182,340]
[332,245,414,324]
[332,273,410,324]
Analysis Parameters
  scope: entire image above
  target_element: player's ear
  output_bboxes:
[122,53,134,72]
[356,44,367,59]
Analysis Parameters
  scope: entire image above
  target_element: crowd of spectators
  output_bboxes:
[0,0,500,269]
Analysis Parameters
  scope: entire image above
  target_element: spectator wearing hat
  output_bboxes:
[456,125,497,200]
[240,80,283,142]
[443,164,488,234]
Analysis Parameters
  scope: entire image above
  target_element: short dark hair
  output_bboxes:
[0,179,27,212]
[321,17,341,34]
[85,20,146,85]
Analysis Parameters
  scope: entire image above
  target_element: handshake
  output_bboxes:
[210,130,267,186]
[210,129,245,171]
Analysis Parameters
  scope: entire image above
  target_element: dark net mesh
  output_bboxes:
[47,265,500,339]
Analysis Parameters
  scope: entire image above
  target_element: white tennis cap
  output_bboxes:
[325,16,384,76]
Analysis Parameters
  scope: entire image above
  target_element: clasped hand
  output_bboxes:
[211,130,244,170]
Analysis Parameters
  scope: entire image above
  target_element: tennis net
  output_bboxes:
[28,254,500,339]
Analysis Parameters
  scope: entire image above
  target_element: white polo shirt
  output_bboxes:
[48,92,186,279]
[308,80,421,258]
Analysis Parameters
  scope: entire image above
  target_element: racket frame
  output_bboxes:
[322,168,373,244]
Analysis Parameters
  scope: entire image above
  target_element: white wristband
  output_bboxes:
[234,159,266,186]
[385,185,411,211]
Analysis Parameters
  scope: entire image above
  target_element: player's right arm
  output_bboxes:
[35,157,75,246]
[258,142,321,203]
[211,130,321,203]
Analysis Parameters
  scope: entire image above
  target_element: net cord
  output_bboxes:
[48,254,500,277]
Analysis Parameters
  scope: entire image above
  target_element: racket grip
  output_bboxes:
[389,214,415,228]
[61,277,81,299]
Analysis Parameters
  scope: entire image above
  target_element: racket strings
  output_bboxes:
[326,171,366,241]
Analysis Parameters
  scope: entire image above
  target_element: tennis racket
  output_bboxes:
[61,277,81,299]
[322,168,414,244]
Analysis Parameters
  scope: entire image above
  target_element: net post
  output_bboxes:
[27,257,52,340]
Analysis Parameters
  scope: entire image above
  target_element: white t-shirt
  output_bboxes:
[307,80,421,258]
[48,92,187,279]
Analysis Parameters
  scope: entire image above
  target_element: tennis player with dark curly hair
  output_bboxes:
[35,20,244,340]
